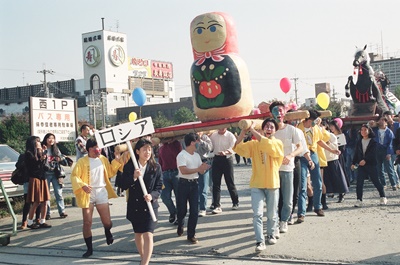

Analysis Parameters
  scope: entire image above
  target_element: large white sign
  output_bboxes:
[30,97,77,142]
[94,117,154,148]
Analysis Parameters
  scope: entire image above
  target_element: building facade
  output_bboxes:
[370,53,400,92]
[0,27,176,127]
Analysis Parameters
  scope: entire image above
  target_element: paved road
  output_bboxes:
[0,161,400,265]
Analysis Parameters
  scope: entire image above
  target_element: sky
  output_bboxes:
[1,0,400,107]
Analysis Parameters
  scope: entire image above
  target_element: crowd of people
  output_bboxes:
[15,104,400,264]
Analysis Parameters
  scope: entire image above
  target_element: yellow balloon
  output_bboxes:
[317,93,330,110]
[128,112,137,122]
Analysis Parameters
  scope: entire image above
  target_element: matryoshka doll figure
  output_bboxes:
[190,12,253,122]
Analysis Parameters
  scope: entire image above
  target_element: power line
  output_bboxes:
[37,68,55,98]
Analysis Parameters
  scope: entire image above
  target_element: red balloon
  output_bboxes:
[280,77,291,94]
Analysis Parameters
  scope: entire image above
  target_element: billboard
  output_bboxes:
[128,57,152,78]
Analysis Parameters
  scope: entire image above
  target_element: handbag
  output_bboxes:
[65,156,74,167]
[11,168,26,185]
[11,154,28,185]
[54,164,66,179]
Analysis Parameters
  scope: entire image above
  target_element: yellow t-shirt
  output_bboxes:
[316,126,331,167]
[233,136,283,189]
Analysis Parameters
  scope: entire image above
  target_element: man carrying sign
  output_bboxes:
[71,138,128,258]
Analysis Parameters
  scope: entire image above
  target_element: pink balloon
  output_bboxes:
[334,118,343,129]
[253,108,261,115]
[280,77,291,94]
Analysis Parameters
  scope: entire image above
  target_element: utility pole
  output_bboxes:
[87,91,97,130]
[101,92,106,128]
[331,86,337,102]
[291,77,299,105]
[37,68,55,98]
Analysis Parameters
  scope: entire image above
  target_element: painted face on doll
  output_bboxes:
[191,13,227,52]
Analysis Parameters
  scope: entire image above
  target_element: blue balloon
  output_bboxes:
[132,87,146,106]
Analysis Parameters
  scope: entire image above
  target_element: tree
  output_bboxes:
[153,111,174,129]
[0,114,30,153]
[173,107,197,125]
[394,85,400,102]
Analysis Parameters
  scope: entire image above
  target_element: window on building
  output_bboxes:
[121,96,125,101]
[90,74,100,92]
[113,96,118,101]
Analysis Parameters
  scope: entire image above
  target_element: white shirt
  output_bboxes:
[209,130,236,158]
[324,133,339,162]
[274,124,302,171]
[89,157,106,188]
[176,150,202,180]
[362,138,371,154]
[378,128,386,144]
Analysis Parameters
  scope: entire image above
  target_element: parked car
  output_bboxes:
[0,144,24,200]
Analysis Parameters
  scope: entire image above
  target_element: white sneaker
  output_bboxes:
[279,221,288,233]
[198,210,206,217]
[212,207,222,214]
[255,242,266,252]
[380,197,388,205]
[266,235,277,245]
[274,229,280,239]
[287,214,294,225]
[354,200,363,208]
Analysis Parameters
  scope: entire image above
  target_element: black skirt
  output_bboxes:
[129,207,158,233]
[324,159,349,194]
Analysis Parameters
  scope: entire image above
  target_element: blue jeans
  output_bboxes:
[278,171,293,222]
[390,154,400,185]
[46,173,65,216]
[160,169,179,216]
[177,179,199,238]
[376,148,397,187]
[198,167,210,211]
[298,152,322,217]
[251,188,279,243]
[345,146,357,182]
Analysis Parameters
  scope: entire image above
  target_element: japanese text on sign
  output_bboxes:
[94,117,154,148]
[30,97,77,142]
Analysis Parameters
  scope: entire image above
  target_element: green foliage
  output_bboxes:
[173,107,197,124]
[0,114,75,154]
[394,85,400,102]
[153,111,174,129]
[58,142,75,155]
[0,114,30,153]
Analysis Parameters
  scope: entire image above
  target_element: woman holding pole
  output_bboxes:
[120,138,163,265]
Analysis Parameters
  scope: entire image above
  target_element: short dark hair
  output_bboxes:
[184,133,199,147]
[261,118,279,131]
[269,101,285,112]
[86,138,98,150]
[307,109,321,120]
[80,124,90,132]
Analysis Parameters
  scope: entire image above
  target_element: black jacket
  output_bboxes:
[25,151,49,180]
[120,159,163,222]
[352,138,377,166]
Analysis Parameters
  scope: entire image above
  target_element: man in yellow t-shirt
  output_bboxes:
[233,118,283,252]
